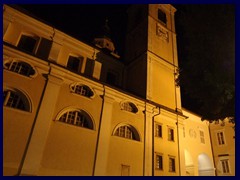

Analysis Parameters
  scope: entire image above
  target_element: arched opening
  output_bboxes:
[184,149,194,176]
[198,153,215,176]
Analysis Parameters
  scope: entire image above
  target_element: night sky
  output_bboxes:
[14,4,235,116]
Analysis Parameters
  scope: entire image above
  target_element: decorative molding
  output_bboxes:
[156,23,169,42]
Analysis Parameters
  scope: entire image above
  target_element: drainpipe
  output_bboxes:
[170,7,182,176]
[152,106,160,176]
[176,114,181,175]
[17,64,51,176]
[92,85,105,175]
[208,122,216,176]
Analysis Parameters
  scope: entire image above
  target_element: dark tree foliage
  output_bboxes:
[175,4,235,122]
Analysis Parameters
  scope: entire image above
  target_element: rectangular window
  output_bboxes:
[106,71,118,86]
[158,9,167,24]
[200,130,205,144]
[156,154,163,170]
[168,128,174,141]
[18,34,38,53]
[36,38,52,59]
[169,157,176,172]
[217,132,225,145]
[221,159,230,174]
[67,56,83,73]
[155,124,162,138]
[121,165,130,176]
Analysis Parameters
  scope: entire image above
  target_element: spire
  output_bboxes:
[98,18,111,39]
[93,18,120,58]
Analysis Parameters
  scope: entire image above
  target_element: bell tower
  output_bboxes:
[125,4,181,111]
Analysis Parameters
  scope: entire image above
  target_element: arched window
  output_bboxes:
[58,109,94,130]
[114,125,140,141]
[3,89,31,112]
[4,61,35,77]
[70,84,94,98]
[121,102,138,113]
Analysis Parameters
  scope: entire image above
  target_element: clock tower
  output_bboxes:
[125,4,182,111]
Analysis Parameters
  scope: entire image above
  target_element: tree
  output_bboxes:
[175,4,235,122]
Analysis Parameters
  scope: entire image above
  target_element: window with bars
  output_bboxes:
[217,131,225,145]
[3,89,30,112]
[169,157,176,172]
[114,125,140,141]
[199,130,205,144]
[155,124,162,138]
[58,109,93,129]
[70,84,94,98]
[168,128,174,141]
[221,159,230,174]
[4,61,35,77]
[121,102,138,113]
[156,154,163,170]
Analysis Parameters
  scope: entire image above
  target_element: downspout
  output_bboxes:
[143,102,146,176]
[170,7,181,176]
[92,85,105,175]
[176,114,181,175]
[17,64,52,176]
[208,122,216,176]
[152,106,160,176]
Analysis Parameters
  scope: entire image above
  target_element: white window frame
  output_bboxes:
[199,130,205,144]
[169,156,176,172]
[216,131,226,146]
[155,153,163,170]
[220,159,231,174]
[168,127,174,141]
[155,123,162,138]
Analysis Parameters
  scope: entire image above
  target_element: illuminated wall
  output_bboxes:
[3,4,232,176]
[209,119,235,176]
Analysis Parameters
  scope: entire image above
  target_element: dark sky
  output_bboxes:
[15,4,235,114]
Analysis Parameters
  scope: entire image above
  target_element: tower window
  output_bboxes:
[158,9,167,24]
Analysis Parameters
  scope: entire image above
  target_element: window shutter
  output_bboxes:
[84,58,94,77]
[36,38,52,59]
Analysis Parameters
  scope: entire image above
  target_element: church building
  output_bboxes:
[3,4,234,176]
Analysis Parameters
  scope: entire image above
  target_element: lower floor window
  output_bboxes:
[156,154,163,170]
[121,165,130,176]
[169,157,176,172]
[221,159,230,173]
